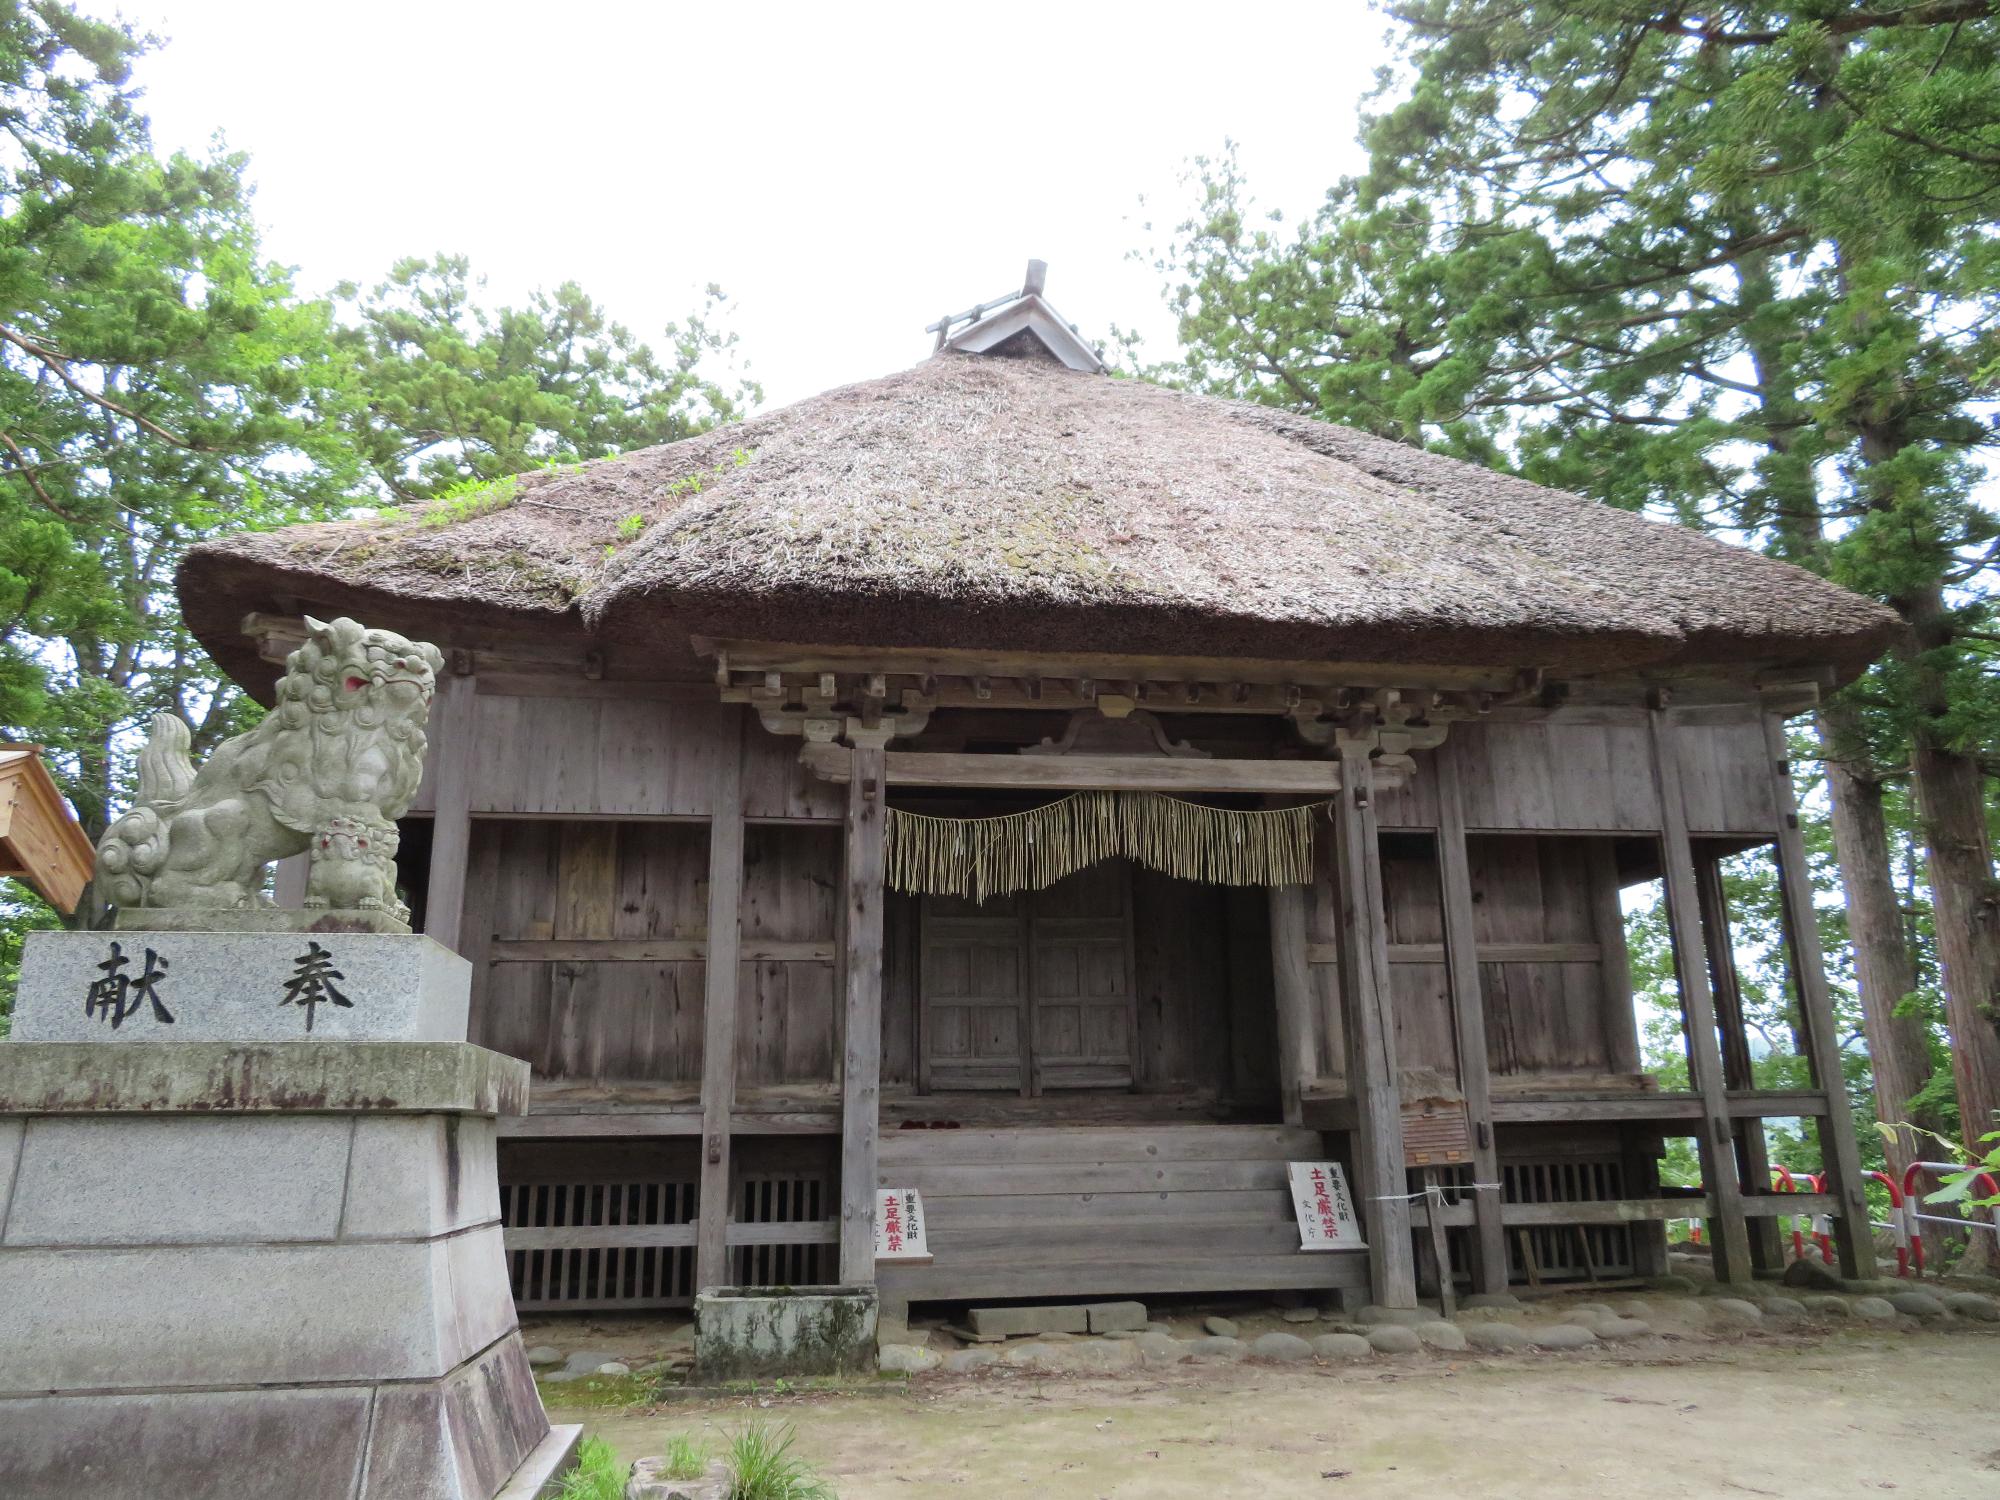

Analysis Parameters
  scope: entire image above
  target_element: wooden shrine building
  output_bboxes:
[182,267,1900,1314]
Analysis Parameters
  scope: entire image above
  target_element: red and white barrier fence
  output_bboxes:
[1900,1160,2000,1279]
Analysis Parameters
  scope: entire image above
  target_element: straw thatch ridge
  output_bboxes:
[180,350,1900,690]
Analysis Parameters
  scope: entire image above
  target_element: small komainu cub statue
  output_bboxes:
[96,616,446,924]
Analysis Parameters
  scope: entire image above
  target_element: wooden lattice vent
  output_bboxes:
[1400,1073,1472,1167]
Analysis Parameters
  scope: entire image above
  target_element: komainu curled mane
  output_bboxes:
[96,616,445,921]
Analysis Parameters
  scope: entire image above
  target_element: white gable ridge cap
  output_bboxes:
[945,291,1107,373]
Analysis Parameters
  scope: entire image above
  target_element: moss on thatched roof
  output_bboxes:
[183,352,1898,688]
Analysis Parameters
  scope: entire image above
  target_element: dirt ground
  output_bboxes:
[555,1330,2000,1499]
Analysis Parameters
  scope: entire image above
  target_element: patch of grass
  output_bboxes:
[725,1420,836,1500]
[421,472,519,527]
[659,1432,709,1481]
[536,1371,659,1409]
[550,1434,623,1500]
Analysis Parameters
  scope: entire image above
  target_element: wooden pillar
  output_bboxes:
[421,666,477,954]
[696,712,746,1291]
[1763,713,1878,1279]
[1588,839,1667,1277]
[1435,746,1509,1294]
[1268,884,1315,1127]
[839,734,889,1285]
[1696,851,1784,1269]
[1331,736,1417,1308]
[1649,709,1754,1284]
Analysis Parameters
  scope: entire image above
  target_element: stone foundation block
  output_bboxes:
[0,1335,548,1500]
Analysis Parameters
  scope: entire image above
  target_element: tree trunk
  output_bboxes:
[1816,709,1953,1266]
[1904,583,2000,1272]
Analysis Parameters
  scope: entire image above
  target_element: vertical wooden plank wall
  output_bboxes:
[1332,739,1417,1308]
[1434,748,1508,1293]
[422,667,478,953]
[840,738,889,1285]
[1649,709,1753,1283]
[697,714,746,1290]
[1762,713,1877,1278]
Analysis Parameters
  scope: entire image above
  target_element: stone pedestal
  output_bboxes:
[0,932,576,1500]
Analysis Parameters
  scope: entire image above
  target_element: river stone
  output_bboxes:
[1102,1329,1145,1341]
[1280,1307,1320,1324]
[1530,1324,1599,1351]
[1356,1305,1438,1326]
[1136,1332,1184,1367]
[1565,1303,1616,1321]
[1365,1325,1422,1354]
[1944,1291,1999,1322]
[1889,1290,1949,1319]
[1183,1335,1248,1362]
[1804,1295,1851,1318]
[1780,1257,1847,1293]
[561,1348,621,1375]
[594,1361,631,1376]
[525,1345,563,1369]
[1250,1331,1315,1362]
[1144,1322,1172,1335]
[1202,1316,1239,1338]
[1453,1305,1524,1324]
[1707,1298,1764,1327]
[1037,1331,1078,1343]
[1311,1333,1373,1360]
[1851,1296,1897,1321]
[627,1456,730,1500]
[999,1342,1057,1367]
[1587,1317,1651,1343]
[1611,1299,1653,1320]
[1460,1292,1523,1311]
[1647,1274,1699,1294]
[1758,1296,1809,1321]
[1415,1322,1468,1351]
[1463,1322,1533,1351]
[879,1344,941,1375]
[944,1348,997,1374]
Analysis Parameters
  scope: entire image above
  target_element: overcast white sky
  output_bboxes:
[119,2,1390,407]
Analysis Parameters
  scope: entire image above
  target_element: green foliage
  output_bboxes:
[421,473,518,528]
[550,1435,624,1500]
[329,255,758,502]
[0,0,360,886]
[725,1421,836,1500]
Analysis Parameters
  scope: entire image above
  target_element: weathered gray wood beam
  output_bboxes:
[1762,713,1877,1279]
[840,735,890,1284]
[800,744,1347,794]
[1267,884,1315,1127]
[1649,709,1755,1284]
[1435,747,1509,1294]
[1331,736,1418,1308]
[1696,850,1784,1269]
[696,712,746,1291]
[421,666,478,954]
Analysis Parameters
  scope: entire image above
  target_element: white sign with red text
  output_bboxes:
[874,1187,932,1263]
[1288,1161,1366,1251]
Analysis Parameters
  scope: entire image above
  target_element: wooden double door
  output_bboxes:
[918,862,1138,1093]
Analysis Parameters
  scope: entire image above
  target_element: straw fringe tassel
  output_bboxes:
[885,791,1318,902]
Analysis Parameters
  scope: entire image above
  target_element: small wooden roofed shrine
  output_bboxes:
[181,267,1901,1315]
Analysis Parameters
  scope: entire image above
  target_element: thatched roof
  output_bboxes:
[183,350,1899,690]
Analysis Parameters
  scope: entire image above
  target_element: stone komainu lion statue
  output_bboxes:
[96,616,445,921]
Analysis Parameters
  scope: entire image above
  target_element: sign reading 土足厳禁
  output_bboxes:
[10,930,470,1043]
[874,1187,932,1264]
[1287,1161,1367,1251]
